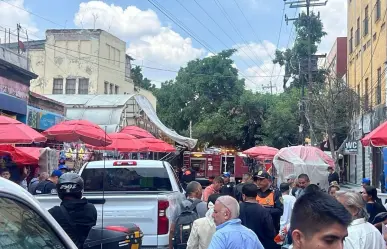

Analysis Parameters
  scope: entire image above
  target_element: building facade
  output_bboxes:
[27,29,134,96]
[347,0,386,185]
[0,46,37,122]
[326,37,347,78]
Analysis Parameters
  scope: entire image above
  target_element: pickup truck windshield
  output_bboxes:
[82,167,173,191]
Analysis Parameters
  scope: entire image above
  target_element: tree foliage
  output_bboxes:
[132,65,156,91]
[273,12,327,89]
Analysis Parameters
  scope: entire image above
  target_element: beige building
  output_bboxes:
[11,29,156,109]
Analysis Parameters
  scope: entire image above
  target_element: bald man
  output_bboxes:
[208,196,264,249]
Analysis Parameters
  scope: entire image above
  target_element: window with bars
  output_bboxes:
[109,83,113,94]
[115,85,119,94]
[65,79,76,94]
[104,82,109,94]
[52,78,63,94]
[377,68,382,105]
[78,78,89,94]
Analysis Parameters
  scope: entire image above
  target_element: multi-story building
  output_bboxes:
[347,0,386,185]
[325,37,347,79]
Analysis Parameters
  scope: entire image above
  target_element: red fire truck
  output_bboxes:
[183,148,249,185]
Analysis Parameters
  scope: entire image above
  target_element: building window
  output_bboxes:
[373,33,377,41]
[356,18,360,46]
[52,78,63,94]
[78,78,89,94]
[115,85,119,94]
[350,28,353,53]
[109,83,113,94]
[377,68,382,105]
[363,5,369,36]
[65,79,76,94]
[364,78,369,110]
[104,82,109,94]
[376,0,381,21]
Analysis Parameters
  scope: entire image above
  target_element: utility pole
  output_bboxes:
[262,83,276,94]
[17,24,21,54]
[284,0,327,145]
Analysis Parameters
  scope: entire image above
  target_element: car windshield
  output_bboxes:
[81,167,173,191]
[0,197,67,249]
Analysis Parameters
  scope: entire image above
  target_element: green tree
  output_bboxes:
[132,65,156,91]
[273,11,327,89]
[262,89,300,148]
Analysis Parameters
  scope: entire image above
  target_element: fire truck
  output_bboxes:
[183,148,249,185]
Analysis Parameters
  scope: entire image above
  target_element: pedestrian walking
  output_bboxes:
[289,191,352,249]
[187,194,221,249]
[34,170,63,195]
[361,186,386,223]
[255,171,283,233]
[336,191,385,249]
[202,176,224,202]
[328,166,340,185]
[234,173,252,202]
[208,195,264,249]
[294,174,310,198]
[220,172,235,197]
[239,183,278,249]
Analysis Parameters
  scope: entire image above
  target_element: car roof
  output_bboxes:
[84,160,167,169]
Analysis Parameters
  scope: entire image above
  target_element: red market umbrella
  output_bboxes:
[243,146,279,157]
[0,116,47,144]
[139,138,175,152]
[361,120,387,147]
[0,145,41,165]
[120,126,155,139]
[92,133,148,152]
[42,120,112,147]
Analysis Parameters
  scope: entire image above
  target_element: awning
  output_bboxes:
[361,120,387,147]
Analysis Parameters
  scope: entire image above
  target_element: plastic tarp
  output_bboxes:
[134,95,198,149]
[273,146,334,190]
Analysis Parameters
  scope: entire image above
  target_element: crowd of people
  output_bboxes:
[173,168,387,249]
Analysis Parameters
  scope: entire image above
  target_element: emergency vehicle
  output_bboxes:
[183,147,249,185]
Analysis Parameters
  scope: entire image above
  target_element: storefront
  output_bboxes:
[26,106,65,131]
[0,49,37,121]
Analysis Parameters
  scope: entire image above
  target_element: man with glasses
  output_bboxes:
[255,171,283,233]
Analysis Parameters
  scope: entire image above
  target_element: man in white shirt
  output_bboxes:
[336,191,385,249]
[279,183,296,231]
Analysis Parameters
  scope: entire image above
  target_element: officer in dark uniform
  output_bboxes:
[220,172,235,196]
[255,171,283,233]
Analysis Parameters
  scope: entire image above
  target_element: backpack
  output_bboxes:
[172,199,201,249]
[59,205,86,249]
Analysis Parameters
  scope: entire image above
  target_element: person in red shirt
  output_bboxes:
[203,176,224,202]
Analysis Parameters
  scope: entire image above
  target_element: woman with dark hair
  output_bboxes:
[362,186,387,223]
[303,184,320,194]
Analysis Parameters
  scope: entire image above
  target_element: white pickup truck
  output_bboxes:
[35,160,186,249]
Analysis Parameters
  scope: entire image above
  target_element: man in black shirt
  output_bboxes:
[328,166,340,185]
[220,172,235,196]
[34,170,62,195]
[239,183,279,249]
[234,173,252,202]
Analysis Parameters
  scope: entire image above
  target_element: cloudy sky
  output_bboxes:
[0,0,346,93]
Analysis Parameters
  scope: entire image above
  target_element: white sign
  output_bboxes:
[344,141,358,155]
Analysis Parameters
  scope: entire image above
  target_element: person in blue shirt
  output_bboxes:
[208,195,264,249]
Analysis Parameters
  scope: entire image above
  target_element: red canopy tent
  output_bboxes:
[0,116,47,144]
[120,126,155,139]
[91,133,148,152]
[243,146,279,157]
[42,120,112,147]
[0,145,41,166]
[361,120,387,147]
[139,138,175,152]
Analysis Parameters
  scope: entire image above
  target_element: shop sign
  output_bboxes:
[0,76,29,102]
[27,106,64,130]
[343,140,358,155]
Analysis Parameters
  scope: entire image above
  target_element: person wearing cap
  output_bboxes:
[34,170,62,195]
[362,177,371,187]
[58,164,70,174]
[255,171,283,233]
[328,166,339,185]
[285,174,298,197]
[220,172,235,197]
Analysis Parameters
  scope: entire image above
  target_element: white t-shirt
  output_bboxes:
[280,194,296,231]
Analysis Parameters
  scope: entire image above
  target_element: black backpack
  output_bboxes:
[172,199,201,249]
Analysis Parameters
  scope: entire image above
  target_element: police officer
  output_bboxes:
[220,172,235,196]
[48,173,97,249]
[254,171,283,233]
